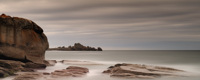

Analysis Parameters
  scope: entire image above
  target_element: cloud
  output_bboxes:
[1,0,200,50]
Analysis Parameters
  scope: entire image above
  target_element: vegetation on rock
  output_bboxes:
[49,43,103,51]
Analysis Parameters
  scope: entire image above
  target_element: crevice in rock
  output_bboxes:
[11,18,17,46]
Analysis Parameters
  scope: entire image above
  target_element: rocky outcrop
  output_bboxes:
[0,59,47,78]
[13,66,89,80]
[23,62,46,69]
[13,72,43,80]
[103,63,185,79]
[48,43,102,51]
[51,66,89,77]
[0,14,49,64]
[0,60,25,78]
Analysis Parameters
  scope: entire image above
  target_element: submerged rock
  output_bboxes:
[0,14,49,64]
[13,72,43,80]
[45,60,57,66]
[103,63,185,79]
[13,66,89,80]
[60,60,102,65]
[51,66,89,77]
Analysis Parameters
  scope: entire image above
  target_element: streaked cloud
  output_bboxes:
[1,0,200,50]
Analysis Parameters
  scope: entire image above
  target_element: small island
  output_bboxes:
[48,43,103,51]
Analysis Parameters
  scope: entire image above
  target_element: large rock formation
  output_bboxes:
[0,14,49,64]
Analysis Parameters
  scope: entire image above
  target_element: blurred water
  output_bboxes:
[2,50,200,80]
[43,50,200,80]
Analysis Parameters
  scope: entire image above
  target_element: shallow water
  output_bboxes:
[43,50,200,80]
[2,50,200,80]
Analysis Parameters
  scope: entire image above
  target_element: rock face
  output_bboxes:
[103,63,185,79]
[0,14,49,64]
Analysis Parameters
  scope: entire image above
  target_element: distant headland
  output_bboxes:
[48,43,103,51]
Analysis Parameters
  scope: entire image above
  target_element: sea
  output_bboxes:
[3,50,200,80]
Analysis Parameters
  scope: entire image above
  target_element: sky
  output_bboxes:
[1,0,200,50]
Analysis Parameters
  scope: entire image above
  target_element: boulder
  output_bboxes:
[103,63,185,79]
[0,14,49,64]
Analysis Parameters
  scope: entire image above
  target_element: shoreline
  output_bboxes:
[1,59,197,80]
[1,50,200,80]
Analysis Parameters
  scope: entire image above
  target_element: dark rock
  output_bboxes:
[0,60,25,78]
[43,72,50,75]
[0,60,25,71]
[0,14,49,64]
[20,68,35,72]
[97,47,103,51]
[102,69,111,73]
[0,67,10,78]
[103,63,186,79]
[24,62,46,69]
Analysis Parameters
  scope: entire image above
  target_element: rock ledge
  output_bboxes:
[103,63,186,79]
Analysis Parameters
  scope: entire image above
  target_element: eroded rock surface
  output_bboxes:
[0,60,25,78]
[13,72,43,80]
[0,14,49,64]
[0,59,46,78]
[103,63,185,79]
